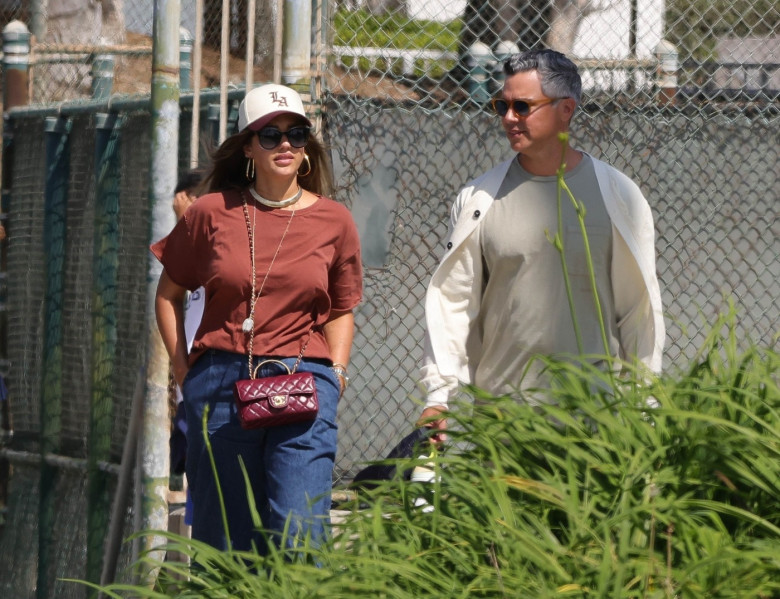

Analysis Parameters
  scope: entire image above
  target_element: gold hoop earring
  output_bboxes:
[246,158,255,181]
[298,153,312,177]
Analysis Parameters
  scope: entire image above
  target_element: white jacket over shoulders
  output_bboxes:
[421,154,665,408]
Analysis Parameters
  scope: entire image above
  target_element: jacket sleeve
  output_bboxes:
[610,178,665,374]
[420,187,482,409]
[612,228,661,373]
[420,334,460,408]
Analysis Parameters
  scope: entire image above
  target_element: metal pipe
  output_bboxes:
[274,0,283,84]
[2,20,31,111]
[39,114,71,599]
[5,87,244,119]
[87,111,122,587]
[29,0,48,42]
[0,447,121,474]
[246,0,256,91]
[180,28,193,92]
[27,42,152,54]
[99,367,146,593]
[91,53,115,100]
[190,0,204,168]
[312,0,325,105]
[282,0,311,84]
[141,0,180,580]
[219,0,230,142]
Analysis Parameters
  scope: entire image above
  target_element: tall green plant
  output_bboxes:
[80,321,779,597]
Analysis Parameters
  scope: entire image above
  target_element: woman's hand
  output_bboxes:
[323,310,354,398]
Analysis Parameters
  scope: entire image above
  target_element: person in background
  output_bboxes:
[418,49,664,441]
[169,170,204,482]
[152,84,363,552]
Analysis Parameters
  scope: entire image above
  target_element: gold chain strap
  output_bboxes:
[241,192,297,379]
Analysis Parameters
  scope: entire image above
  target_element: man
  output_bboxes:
[419,49,664,440]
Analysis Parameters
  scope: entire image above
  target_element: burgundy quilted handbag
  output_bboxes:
[234,360,318,429]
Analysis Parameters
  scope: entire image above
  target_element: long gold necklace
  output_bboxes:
[240,192,295,371]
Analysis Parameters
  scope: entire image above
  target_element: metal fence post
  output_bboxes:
[207,103,221,148]
[2,20,31,111]
[141,0,180,580]
[91,53,115,100]
[180,27,193,92]
[655,39,679,105]
[282,0,312,84]
[38,114,72,599]
[491,40,519,95]
[0,21,27,380]
[463,41,494,105]
[87,111,122,587]
[29,0,48,41]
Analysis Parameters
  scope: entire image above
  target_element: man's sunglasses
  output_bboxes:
[255,126,311,150]
[491,97,560,118]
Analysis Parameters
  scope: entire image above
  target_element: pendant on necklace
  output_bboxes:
[242,318,254,333]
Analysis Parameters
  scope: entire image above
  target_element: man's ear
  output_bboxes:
[560,97,578,122]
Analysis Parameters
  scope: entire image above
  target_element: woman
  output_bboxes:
[152,84,362,553]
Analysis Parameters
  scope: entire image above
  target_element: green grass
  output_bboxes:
[333,8,462,78]
[85,310,780,598]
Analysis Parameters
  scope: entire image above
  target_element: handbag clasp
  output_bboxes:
[269,394,288,408]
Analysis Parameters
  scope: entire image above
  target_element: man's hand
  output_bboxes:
[418,406,448,445]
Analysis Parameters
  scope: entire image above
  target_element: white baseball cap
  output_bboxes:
[237,83,312,132]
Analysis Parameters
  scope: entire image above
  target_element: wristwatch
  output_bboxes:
[331,364,349,389]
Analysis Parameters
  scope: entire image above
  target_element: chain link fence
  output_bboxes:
[317,0,779,479]
[0,1,777,595]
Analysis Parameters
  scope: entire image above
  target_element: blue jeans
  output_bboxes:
[181,350,340,553]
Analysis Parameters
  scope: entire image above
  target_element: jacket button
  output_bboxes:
[473,210,480,218]
[446,241,453,249]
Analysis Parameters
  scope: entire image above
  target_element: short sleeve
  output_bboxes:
[328,209,363,311]
[149,211,202,291]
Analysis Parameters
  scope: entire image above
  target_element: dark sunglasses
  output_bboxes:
[255,126,310,150]
[491,97,560,118]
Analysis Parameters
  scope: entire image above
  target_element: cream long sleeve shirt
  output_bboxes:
[421,154,665,409]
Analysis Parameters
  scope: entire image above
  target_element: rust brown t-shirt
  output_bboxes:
[150,189,363,365]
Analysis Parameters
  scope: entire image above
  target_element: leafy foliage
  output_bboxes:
[88,313,780,598]
[333,8,462,50]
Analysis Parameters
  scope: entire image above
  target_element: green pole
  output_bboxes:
[86,112,123,587]
[38,115,71,599]
[140,0,180,578]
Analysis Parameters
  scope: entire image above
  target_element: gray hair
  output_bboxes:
[503,49,582,105]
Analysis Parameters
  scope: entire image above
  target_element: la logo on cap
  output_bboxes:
[270,91,289,107]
